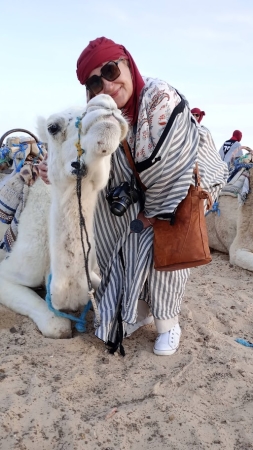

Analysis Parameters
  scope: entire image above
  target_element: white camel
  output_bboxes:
[0,94,128,338]
[206,167,253,271]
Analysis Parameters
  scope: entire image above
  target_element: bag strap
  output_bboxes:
[135,97,186,173]
[122,138,201,190]
[121,139,147,191]
[122,93,186,182]
[193,163,201,187]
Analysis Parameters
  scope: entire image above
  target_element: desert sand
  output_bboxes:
[0,251,253,450]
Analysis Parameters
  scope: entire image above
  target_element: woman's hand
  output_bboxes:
[137,211,156,229]
[38,154,50,184]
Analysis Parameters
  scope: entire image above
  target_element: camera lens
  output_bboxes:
[110,201,127,216]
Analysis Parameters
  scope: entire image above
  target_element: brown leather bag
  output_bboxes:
[153,164,212,271]
[122,140,212,272]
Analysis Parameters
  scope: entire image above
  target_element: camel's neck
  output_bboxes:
[49,179,98,266]
[48,178,100,311]
[52,178,97,221]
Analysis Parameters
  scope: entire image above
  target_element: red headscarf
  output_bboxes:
[191,107,205,123]
[230,130,242,142]
[76,37,145,125]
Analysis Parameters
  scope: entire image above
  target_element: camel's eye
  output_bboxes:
[48,123,61,135]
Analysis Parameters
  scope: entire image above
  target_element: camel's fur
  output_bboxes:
[0,95,128,338]
[206,168,253,271]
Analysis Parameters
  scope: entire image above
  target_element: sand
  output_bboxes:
[0,250,253,450]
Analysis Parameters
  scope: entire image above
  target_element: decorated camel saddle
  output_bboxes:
[0,129,47,252]
[0,128,47,173]
[219,152,253,205]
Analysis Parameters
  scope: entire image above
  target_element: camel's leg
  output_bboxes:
[229,193,253,271]
[230,248,253,272]
[206,212,228,253]
[0,278,72,338]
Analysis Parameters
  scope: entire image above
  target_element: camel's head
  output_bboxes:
[37,94,128,185]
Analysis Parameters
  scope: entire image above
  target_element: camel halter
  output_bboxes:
[46,113,100,331]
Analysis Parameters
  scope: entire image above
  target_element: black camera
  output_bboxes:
[106,180,141,217]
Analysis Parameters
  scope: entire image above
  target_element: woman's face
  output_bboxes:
[88,60,133,109]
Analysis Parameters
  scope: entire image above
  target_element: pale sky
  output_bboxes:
[1,0,252,150]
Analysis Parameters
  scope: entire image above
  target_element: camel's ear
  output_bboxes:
[36,116,48,144]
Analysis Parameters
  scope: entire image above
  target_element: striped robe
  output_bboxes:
[94,77,228,344]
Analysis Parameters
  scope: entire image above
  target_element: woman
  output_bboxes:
[40,37,228,356]
[191,107,205,124]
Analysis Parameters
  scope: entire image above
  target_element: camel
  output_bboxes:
[206,166,253,271]
[0,94,128,338]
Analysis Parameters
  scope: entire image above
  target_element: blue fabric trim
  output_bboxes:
[0,199,16,212]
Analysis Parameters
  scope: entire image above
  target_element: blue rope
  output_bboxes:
[205,200,220,216]
[12,143,28,172]
[36,142,44,156]
[0,146,11,163]
[235,338,253,348]
[32,142,45,164]
[45,273,91,332]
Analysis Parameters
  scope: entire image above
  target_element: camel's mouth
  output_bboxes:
[103,114,119,124]
[84,111,122,128]
[81,110,128,142]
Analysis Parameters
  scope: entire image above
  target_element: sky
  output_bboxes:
[0,0,252,150]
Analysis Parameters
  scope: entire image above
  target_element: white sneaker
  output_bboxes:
[153,324,181,356]
[125,315,154,337]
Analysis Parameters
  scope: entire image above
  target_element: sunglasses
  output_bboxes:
[85,59,124,96]
[193,113,200,118]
